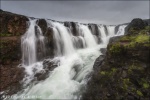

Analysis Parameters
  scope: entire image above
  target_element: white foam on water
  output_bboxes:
[11,19,126,100]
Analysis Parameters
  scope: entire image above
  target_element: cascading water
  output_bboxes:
[116,25,127,35]
[98,25,108,44]
[36,23,46,60]
[12,19,126,100]
[79,24,97,47]
[21,19,46,86]
[52,22,75,56]
[21,19,46,65]
[97,25,116,44]
[21,19,37,65]
[107,25,115,36]
[47,21,62,56]
[72,36,86,49]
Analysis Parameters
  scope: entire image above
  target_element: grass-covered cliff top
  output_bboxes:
[82,19,150,100]
[110,26,150,55]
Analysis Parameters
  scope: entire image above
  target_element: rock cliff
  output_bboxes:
[82,18,150,100]
[0,10,28,95]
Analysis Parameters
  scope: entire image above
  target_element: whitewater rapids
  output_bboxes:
[11,19,126,100]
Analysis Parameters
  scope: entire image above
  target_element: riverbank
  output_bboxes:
[82,18,150,100]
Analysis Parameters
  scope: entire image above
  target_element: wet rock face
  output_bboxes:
[35,19,54,60]
[34,59,58,81]
[88,24,102,43]
[88,24,100,36]
[115,25,120,34]
[100,48,107,55]
[45,27,54,58]
[93,55,105,70]
[64,21,79,36]
[37,19,47,35]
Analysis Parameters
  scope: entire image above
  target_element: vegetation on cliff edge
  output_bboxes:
[82,19,150,100]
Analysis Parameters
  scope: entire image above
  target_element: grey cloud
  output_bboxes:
[1,1,149,25]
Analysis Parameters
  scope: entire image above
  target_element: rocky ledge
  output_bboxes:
[0,10,54,96]
[82,18,150,99]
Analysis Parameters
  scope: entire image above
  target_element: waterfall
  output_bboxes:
[72,36,86,49]
[98,25,107,44]
[21,19,46,66]
[79,24,97,47]
[21,19,37,65]
[98,25,116,44]
[116,25,127,35]
[46,21,76,56]
[21,19,46,85]
[53,22,75,56]
[13,19,126,100]
[107,25,115,36]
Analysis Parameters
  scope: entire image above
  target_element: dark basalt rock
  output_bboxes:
[108,35,123,44]
[44,27,55,58]
[115,25,120,34]
[100,48,107,55]
[64,21,79,36]
[125,18,148,35]
[33,59,59,81]
[88,24,100,36]
[43,59,58,71]
[37,19,47,35]
[93,55,105,70]
[143,19,150,25]
[103,25,109,36]
[88,24,102,44]
[34,71,48,81]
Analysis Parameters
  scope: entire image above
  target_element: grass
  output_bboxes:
[136,90,143,96]
[134,34,149,43]
[143,83,149,89]
[0,33,12,37]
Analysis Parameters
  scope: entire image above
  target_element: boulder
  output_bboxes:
[93,55,105,70]
[100,48,107,55]
[125,18,148,35]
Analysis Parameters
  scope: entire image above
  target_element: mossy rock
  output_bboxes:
[125,18,148,35]
[82,24,150,100]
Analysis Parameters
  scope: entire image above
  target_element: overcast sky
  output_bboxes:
[1,0,149,25]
